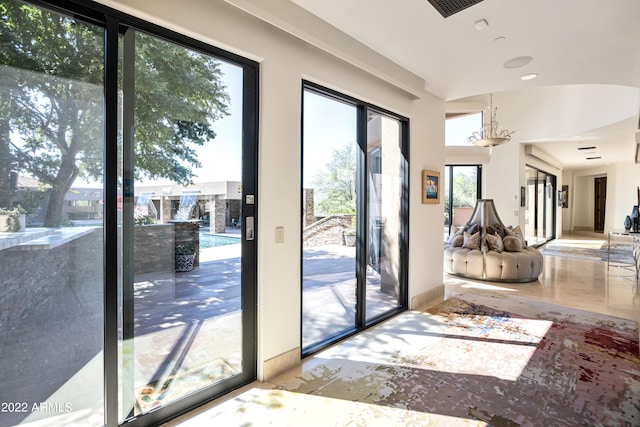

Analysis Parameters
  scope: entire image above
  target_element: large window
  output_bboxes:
[0,1,258,426]
[444,165,482,238]
[301,82,408,355]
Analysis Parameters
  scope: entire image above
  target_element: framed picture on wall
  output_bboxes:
[422,170,440,204]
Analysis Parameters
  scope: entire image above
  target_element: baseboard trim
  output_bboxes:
[261,346,300,382]
[410,285,445,312]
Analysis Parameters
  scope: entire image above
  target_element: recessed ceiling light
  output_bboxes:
[474,19,489,30]
[520,73,538,81]
[504,56,533,69]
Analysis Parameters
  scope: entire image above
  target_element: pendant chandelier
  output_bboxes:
[467,93,516,153]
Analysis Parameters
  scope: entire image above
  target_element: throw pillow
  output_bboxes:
[463,231,480,249]
[451,234,464,247]
[446,226,463,245]
[503,235,523,252]
[505,225,527,247]
[464,223,479,235]
[486,232,504,252]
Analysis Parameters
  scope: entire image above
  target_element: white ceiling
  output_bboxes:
[228,0,640,170]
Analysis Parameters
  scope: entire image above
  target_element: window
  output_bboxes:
[301,82,408,355]
[444,165,482,238]
[0,1,258,425]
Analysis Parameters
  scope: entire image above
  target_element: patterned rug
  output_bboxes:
[277,292,640,426]
[542,241,634,264]
[135,358,236,414]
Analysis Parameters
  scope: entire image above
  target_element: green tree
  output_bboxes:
[452,171,478,208]
[313,142,356,216]
[0,1,229,226]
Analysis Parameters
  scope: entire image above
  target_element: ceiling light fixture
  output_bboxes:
[467,93,517,153]
[521,73,538,81]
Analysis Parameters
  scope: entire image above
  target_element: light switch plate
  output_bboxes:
[275,226,284,244]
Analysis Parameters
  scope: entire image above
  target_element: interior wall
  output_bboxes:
[484,142,520,228]
[96,0,444,378]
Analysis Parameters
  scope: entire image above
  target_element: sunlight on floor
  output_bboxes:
[169,387,489,426]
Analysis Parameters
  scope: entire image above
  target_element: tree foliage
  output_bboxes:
[0,0,229,226]
[313,142,356,216]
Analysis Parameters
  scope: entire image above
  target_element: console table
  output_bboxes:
[607,230,640,279]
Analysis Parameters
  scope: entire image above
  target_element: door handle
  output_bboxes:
[246,216,254,241]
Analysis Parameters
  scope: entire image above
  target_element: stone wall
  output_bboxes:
[0,228,104,416]
[134,223,175,274]
[303,214,354,247]
[303,189,316,227]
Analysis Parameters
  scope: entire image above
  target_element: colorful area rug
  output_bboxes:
[135,358,236,414]
[276,292,640,426]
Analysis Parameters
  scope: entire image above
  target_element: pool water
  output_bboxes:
[199,233,241,249]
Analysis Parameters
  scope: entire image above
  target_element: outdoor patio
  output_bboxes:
[0,230,395,426]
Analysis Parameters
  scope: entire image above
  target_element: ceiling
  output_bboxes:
[227,0,640,170]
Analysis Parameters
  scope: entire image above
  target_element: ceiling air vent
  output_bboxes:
[427,0,485,18]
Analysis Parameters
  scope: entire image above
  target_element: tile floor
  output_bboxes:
[164,233,640,426]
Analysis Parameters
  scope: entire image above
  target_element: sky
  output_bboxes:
[138,60,244,186]
[302,90,357,187]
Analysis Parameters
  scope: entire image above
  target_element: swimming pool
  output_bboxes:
[199,233,241,249]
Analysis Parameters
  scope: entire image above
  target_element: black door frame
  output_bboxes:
[300,81,409,357]
[24,1,259,425]
[525,164,557,246]
[444,164,483,236]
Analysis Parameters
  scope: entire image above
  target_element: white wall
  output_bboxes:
[98,0,444,378]
[569,163,640,233]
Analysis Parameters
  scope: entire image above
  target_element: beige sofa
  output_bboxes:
[443,200,543,283]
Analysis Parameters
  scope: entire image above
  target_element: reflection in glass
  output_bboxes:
[365,112,403,321]
[117,30,244,420]
[301,90,358,350]
[525,166,556,246]
[0,1,105,425]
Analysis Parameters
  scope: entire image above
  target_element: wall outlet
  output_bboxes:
[514,210,519,217]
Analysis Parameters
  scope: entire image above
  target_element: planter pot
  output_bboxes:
[0,213,26,232]
[344,233,356,247]
[175,254,195,272]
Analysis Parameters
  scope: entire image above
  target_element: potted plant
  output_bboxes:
[175,242,197,272]
[0,206,26,233]
[344,228,356,247]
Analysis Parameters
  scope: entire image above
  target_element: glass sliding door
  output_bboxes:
[2,1,258,425]
[302,82,408,355]
[0,1,105,425]
[301,89,358,350]
[525,165,556,246]
[117,27,257,424]
[444,165,482,239]
[365,111,406,321]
